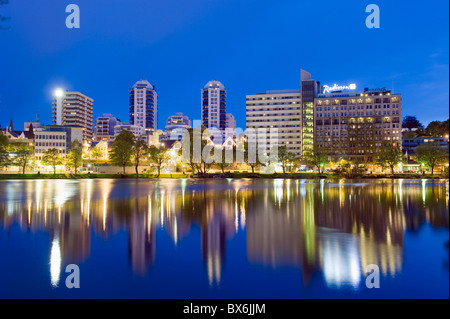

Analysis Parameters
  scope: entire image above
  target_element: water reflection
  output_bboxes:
[0,179,448,290]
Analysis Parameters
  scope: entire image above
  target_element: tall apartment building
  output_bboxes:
[246,89,303,157]
[314,89,402,162]
[202,80,227,132]
[226,113,236,130]
[129,80,158,135]
[52,90,94,142]
[93,113,121,142]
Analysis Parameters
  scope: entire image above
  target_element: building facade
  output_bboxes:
[34,131,67,161]
[114,123,146,139]
[246,69,402,162]
[129,80,158,135]
[52,91,94,142]
[314,89,402,162]
[164,112,191,141]
[202,80,227,131]
[246,89,303,157]
[94,113,121,142]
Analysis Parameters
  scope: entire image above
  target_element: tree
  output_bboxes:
[333,160,366,178]
[272,145,296,174]
[375,143,403,174]
[109,130,135,174]
[91,146,103,162]
[133,136,148,178]
[402,116,423,130]
[66,140,83,174]
[12,143,33,174]
[181,126,210,175]
[425,121,444,137]
[415,142,447,175]
[301,147,329,174]
[216,146,232,174]
[0,132,9,169]
[148,145,169,177]
[41,149,64,174]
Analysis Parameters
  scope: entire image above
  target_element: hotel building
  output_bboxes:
[314,89,402,162]
[129,80,158,135]
[246,69,402,161]
[52,91,94,142]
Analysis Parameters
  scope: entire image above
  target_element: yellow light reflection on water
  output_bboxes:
[50,237,61,287]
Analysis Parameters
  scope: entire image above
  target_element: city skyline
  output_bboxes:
[0,0,448,130]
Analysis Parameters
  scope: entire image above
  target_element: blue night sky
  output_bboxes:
[0,0,448,131]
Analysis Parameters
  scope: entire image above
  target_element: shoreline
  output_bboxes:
[0,173,447,180]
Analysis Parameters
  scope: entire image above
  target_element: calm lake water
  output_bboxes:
[0,178,448,299]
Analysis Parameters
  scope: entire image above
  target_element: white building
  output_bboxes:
[130,80,158,135]
[246,89,303,157]
[94,113,121,142]
[114,123,146,139]
[52,90,94,142]
[201,80,227,131]
[163,112,191,141]
[34,131,67,161]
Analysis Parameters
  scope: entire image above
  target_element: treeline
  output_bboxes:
[402,116,449,137]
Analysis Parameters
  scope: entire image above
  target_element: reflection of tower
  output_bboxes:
[246,180,322,286]
[128,197,156,276]
[320,232,361,288]
[201,208,226,286]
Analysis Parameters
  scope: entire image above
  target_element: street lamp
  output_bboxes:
[54,89,64,98]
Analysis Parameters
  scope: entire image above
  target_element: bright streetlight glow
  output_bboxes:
[54,89,64,98]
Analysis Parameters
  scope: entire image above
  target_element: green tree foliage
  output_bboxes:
[41,149,64,174]
[425,119,449,137]
[333,160,366,178]
[375,143,403,174]
[12,143,34,174]
[273,145,296,174]
[148,145,169,177]
[243,141,264,174]
[181,126,210,174]
[0,132,9,169]
[66,140,83,174]
[301,147,329,174]
[415,141,448,175]
[109,130,135,174]
[133,136,148,178]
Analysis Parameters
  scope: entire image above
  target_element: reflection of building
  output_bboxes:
[202,210,226,286]
[128,203,155,276]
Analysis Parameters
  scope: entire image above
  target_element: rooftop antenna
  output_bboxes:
[36,111,40,123]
